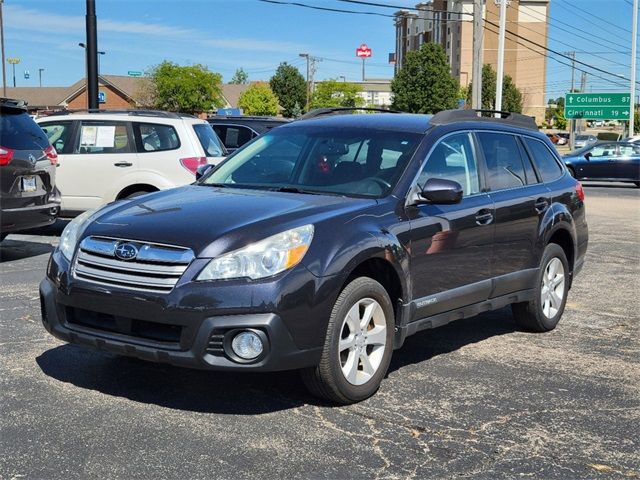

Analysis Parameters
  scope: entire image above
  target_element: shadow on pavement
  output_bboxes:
[0,239,54,262]
[36,308,517,413]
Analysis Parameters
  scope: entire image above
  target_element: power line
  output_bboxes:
[258,0,393,18]
[557,0,631,35]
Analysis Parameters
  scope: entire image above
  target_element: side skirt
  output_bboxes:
[393,288,534,349]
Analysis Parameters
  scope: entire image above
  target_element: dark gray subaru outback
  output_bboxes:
[40,109,588,404]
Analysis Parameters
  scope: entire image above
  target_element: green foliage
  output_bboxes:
[238,83,279,116]
[635,109,639,134]
[466,64,523,113]
[230,68,249,84]
[270,63,307,117]
[290,102,303,119]
[310,80,364,109]
[392,43,459,113]
[554,109,567,130]
[148,61,224,114]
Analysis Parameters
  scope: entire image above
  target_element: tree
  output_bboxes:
[310,79,364,109]
[230,68,249,84]
[635,109,639,134]
[290,102,303,118]
[269,63,307,117]
[391,43,459,113]
[554,109,567,130]
[238,83,279,116]
[467,64,523,113]
[148,61,224,114]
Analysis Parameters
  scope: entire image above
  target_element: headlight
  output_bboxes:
[197,224,314,281]
[59,209,96,261]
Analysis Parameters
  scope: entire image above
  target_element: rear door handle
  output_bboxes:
[534,197,549,213]
[113,161,133,167]
[475,209,494,226]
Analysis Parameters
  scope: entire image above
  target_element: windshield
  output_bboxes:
[193,123,226,157]
[200,126,422,198]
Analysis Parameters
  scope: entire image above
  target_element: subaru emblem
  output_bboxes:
[114,242,138,261]
[28,154,36,163]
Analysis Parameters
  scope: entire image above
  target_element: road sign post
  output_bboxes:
[127,70,143,77]
[564,93,631,120]
[356,44,372,82]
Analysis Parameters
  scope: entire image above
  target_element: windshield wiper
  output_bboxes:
[270,186,323,195]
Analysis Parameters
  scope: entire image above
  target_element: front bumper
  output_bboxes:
[38,250,333,372]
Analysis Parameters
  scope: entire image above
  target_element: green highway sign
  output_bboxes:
[127,71,143,77]
[565,92,631,120]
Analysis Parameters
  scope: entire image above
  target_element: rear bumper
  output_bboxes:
[1,201,60,234]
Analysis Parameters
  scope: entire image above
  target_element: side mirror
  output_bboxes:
[417,178,463,205]
[195,164,214,181]
[584,152,592,161]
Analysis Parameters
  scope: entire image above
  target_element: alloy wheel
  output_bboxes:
[541,257,565,319]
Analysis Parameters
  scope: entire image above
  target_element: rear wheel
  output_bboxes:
[301,277,394,404]
[124,190,153,199]
[512,243,569,332]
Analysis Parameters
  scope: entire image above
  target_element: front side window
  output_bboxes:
[417,132,480,196]
[523,137,563,182]
[201,127,422,198]
[74,121,131,154]
[136,123,180,152]
[477,132,527,190]
[39,121,73,153]
[589,144,617,157]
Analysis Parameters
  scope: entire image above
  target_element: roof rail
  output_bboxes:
[430,109,538,130]
[46,109,196,119]
[299,107,401,120]
[0,97,28,110]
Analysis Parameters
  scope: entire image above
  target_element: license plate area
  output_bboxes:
[21,176,37,193]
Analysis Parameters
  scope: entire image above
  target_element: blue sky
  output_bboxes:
[2,0,638,101]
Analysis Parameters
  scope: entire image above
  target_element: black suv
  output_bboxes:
[1,98,60,240]
[207,115,289,153]
[39,109,588,404]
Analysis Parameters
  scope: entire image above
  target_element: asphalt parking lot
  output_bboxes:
[1,183,638,480]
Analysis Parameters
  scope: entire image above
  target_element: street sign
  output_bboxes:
[127,71,143,77]
[564,93,631,120]
[356,44,372,58]
[98,91,106,104]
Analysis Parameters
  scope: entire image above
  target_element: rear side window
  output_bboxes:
[74,121,132,154]
[136,123,180,152]
[39,121,74,153]
[0,110,49,150]
[523,137,563,182]
[477,132,527,190]
[212,125,254,149]
[193,123,225,157]
[618,144,640,156]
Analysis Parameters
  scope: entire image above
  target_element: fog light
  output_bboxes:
[231,331,264,360]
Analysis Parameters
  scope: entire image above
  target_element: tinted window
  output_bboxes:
[203,127,421,198]
[213,125,254,149]
[418,132,480,196]
[136,123,179,152]
[39,121,73,153]
[477,132,527,190]
[193,123,225,157]
[523,137,563,182]
[0,110,49,150]
[74,121,132,154]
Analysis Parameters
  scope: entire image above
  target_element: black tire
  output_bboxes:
[512,243,570,332]
[634,182,640,188]
[124,190,152,199]
[301,277,395,404]
[0,233,7,242]
[567,166,576,178]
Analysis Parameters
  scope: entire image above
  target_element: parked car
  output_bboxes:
[573,134,597,149]
[621,135,640,144]
[1,98,60,241]
[563,141,640,187]
[37,110,226,216]
[207,115,289,153]
[546,133,567,146]
[557,132,570,144]
[40,109,588,404]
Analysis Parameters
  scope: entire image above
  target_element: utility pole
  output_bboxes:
[39,68,44,87]
[85,0,99,110]
[7,57,19,87]
[361,57,365,82]
[566,51,576,148]
[630,0,638,136]
[495,0,507,113]
[471,0,484,110]
[578,71,587,133]
[299,53,310,111]
[0,0,6,97]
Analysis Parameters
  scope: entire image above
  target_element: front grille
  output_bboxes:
[66,306,182,344]
[73,236,194,293]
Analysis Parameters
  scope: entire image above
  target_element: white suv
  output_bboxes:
[37,110,226,215]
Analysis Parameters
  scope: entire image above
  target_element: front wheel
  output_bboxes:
[301,277,394,404]
[512,243,570,332]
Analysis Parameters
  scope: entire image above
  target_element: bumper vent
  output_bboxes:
[73,236,194,293]
[206,330,225,356]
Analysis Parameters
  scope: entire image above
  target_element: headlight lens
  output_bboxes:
[197,224,314,281]
[59,209,96,261]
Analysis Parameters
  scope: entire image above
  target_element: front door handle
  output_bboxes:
[114,161,133,167]
[475,209,494,226]
[534,197,549,213]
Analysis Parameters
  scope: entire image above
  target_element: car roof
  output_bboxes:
[285,113,433,133]
[36,109,203,123]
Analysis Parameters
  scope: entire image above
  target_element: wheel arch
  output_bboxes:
[116,183,159,200]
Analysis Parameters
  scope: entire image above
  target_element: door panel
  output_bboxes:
[615,144,640,180]
[580,143,617,178]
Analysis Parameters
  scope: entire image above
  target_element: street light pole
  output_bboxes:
[85,0,99,110]
[0,0,6,96]
[7,57,19,87]
[39,68,44,87]
[494,0,507,113]
[630,0,638,136]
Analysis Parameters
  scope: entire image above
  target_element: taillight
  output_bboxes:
[575,181,585,202]
[179,156,207,174]
[44,145,58,166]
[0,146,14,166]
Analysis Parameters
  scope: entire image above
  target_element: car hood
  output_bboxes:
[83,185,376,257]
